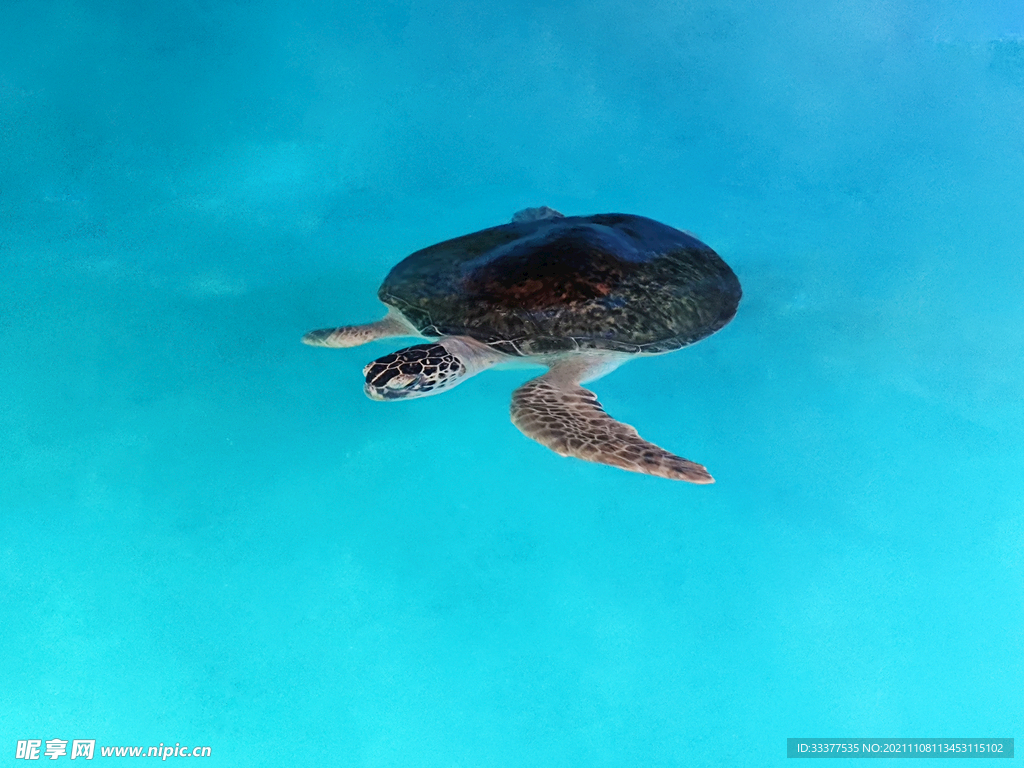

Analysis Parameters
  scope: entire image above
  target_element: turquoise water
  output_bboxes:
[2,0,1022,765]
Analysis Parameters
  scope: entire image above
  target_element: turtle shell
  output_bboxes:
[378,213,741,356]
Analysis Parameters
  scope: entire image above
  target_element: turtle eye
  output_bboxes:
[384,373,417,390]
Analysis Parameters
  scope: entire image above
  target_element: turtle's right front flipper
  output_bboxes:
[510,373,714,484]
[302,311,414,348]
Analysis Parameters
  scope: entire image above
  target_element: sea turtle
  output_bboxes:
[303,207,741,483]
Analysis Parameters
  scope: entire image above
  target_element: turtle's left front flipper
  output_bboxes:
[510,373,714,483]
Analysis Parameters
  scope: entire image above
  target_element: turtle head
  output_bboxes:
[363,343,468,400]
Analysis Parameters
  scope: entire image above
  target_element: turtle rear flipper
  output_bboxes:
[511,206,564,223]
[510,365,714,484]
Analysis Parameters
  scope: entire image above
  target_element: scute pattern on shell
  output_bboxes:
[379,213,741,356]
